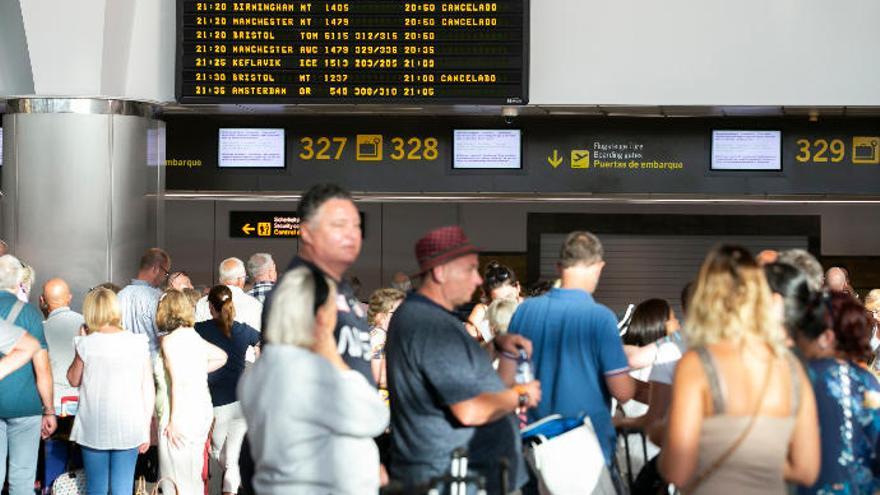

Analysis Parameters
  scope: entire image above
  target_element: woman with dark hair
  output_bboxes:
[194,285,261,495]
[623,299,679,347]
[795,292,880,494]
[615,298,679,479]
[764,262,826,345]
[467,261,522,343]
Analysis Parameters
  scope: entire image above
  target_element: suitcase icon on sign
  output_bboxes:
[853,137,880,164]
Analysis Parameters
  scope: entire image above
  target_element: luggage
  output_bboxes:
[522,414,617,495]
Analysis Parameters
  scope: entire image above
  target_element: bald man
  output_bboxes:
[195,257,263,332]
[40,279,85,410]
[826,266,856,296]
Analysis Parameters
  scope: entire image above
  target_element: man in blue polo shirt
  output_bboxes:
[509,231,634,466]
[0,255,56,495]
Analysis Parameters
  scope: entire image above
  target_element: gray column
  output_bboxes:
[2,98,165,308]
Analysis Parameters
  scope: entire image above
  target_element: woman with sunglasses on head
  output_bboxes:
[467,261,523,343]
[794,292,880,494]
[238,266,389,495]
[194,285,261,495]
[659,245,820,494]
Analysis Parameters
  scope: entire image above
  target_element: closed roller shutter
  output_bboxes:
[540,234,808,317]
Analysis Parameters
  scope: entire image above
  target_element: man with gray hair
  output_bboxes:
[777,249,824,292]
[246,253,277,304]
[507,231,634,482]
[0,255,56,494]
[196,257,263,332]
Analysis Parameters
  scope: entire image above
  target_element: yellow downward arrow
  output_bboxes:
[242,223,255,235]
[547,149,563,168]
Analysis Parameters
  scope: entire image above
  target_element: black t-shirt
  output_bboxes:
[262,256,375,386]
[386,292,526,493]
[194,320,261,407]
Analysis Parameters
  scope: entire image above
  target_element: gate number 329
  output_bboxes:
[795,138,845,163]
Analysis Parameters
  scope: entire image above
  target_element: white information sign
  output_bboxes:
[219,128,285,168]
[453,129,522,169]
[711,130,782,171]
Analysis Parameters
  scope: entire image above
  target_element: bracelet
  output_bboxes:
[514,385,529,407]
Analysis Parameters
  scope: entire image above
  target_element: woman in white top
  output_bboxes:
[614,298,680,481]
[157,290,227,495]
[238,265,390,495]
[67,288,155,495]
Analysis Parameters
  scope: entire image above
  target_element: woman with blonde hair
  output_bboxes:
[238,265,389,495]
[195,285,260,495]
[659,245,820,494]
[367,287,405,390]
[67,288,155,495]
[157,289,227,494]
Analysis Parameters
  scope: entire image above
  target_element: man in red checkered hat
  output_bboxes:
[385,225,541,494]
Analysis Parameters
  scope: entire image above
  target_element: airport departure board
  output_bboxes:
[176,0,528,104]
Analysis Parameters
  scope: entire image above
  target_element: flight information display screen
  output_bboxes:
[176,0,528,104]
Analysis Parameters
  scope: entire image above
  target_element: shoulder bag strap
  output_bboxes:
[695,347,725,414]
[5,301,24,324]
[786,352,801,416]
[684,352,776,493]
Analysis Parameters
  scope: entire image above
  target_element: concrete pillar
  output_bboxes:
[2,98,164,307]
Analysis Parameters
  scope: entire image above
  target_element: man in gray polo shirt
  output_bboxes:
[40,278,84,411]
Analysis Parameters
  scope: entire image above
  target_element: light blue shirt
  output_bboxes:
[116,279,161,355]
[44,306,85,406]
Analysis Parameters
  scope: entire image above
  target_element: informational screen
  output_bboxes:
[218,128,286,168]
[176,0,527,104]
[711,130,782,171]
[453,129,521,169]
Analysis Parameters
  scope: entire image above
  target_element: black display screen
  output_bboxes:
[176,0,528,104]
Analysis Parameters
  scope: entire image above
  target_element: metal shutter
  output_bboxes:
[540,234,808,317]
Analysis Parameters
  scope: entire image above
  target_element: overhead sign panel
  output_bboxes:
[230,211,301,238]
[176,0,528,104]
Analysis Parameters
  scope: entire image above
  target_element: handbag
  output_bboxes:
[523,415,617,495]
[151,477,179,495]
[51,469,86,495]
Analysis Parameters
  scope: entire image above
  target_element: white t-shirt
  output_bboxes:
[647,335,687,385]
[70,332,151,450]
[195,285,263,331]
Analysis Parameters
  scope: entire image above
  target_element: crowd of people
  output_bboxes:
[1,183,880,495]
